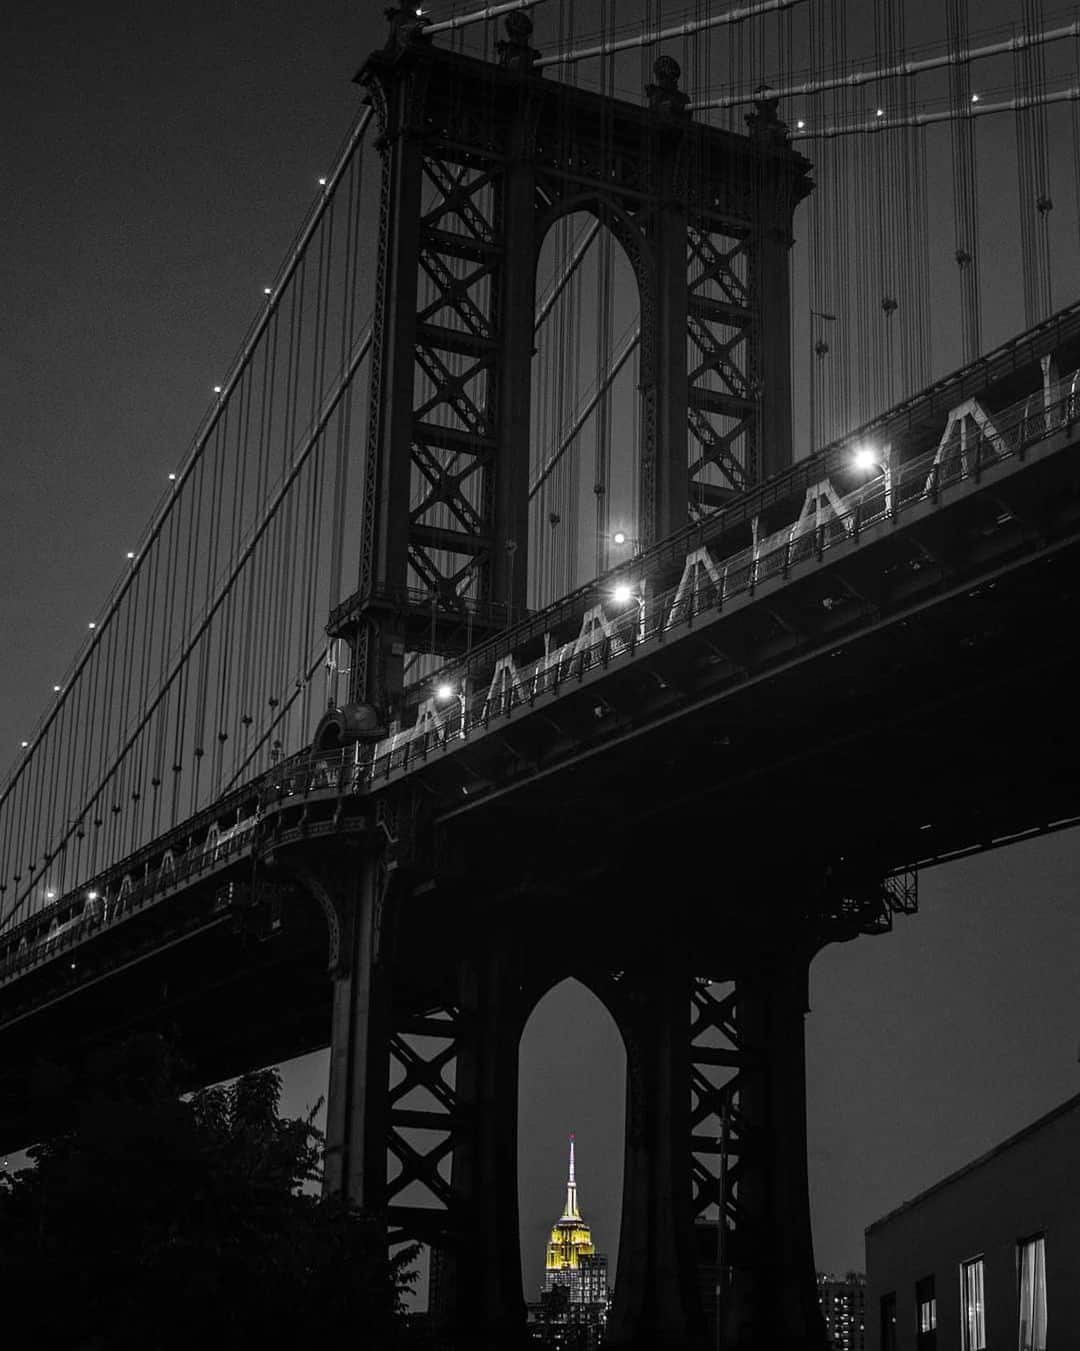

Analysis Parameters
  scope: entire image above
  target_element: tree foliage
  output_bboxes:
[0,1036,416,1349]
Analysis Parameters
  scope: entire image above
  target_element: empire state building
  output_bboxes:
[543,1136,609,1312]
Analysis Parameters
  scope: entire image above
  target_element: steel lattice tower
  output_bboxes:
[309,12,821,1350]
[329,9,810,720]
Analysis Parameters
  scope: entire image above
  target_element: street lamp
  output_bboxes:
[610,580,647,643]
[850,442,894,517]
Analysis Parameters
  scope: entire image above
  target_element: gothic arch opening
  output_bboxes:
[517,976,627,1322]
[529,210,644,608]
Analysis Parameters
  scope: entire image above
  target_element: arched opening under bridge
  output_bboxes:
[517,976,627,1314]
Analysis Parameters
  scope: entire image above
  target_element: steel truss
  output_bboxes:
[687,224,755,507]
[336,11,810,716]
[386,1003,462,1243]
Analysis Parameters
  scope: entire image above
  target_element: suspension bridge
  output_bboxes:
[3,1,1080,1346]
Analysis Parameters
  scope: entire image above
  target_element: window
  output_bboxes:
[961,1258,986,1351]
[881,1292,897,1351]
[917,1275,937,1350]
[1017,1236,1047,1351]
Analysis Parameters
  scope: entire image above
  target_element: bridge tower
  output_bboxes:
[311,10,819,1350]
[328,7,811,720]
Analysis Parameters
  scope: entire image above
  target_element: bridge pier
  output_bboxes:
[319,853,392,1209]
[602,937,827,1351]
[719,948,828,1351]
[607,941,703,1349]
[305,845,829,1350]
[432,942,528,1348]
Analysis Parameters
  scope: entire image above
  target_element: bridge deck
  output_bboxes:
[3,335,1080,1151]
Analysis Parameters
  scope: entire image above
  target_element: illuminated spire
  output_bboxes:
[562,1133,580,1220]
[546,1132,595,1281]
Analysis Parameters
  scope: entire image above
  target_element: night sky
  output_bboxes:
[3,0,1079,1302]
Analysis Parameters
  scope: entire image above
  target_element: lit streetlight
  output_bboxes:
[850,442,895,517]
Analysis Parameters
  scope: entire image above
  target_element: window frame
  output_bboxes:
[1016,1233,1047,1351]
[916,1273,937,1348]
[960,1255,987,1351]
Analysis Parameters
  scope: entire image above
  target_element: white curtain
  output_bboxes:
[1018,1237,1047,1351]
[962,1259,986,1351]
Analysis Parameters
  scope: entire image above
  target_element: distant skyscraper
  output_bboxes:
[817,1271,866,1351]
[528,1135,609,1349]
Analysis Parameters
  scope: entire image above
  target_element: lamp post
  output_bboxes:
[852,442,895,518]
[610,579,647,642]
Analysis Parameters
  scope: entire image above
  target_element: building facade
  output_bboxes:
[818,1271,867,1350]
[865,1091,1080,1351]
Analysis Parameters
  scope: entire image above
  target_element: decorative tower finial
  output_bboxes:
[383,5,430,52]
[497,11,541,74]
[746,84,790,145]
[562,1132,580,1220]
[646,55,690,118]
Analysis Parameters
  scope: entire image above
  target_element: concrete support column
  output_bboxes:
[433,944,526,1348]
[721,949,827,1351]
[321,854,391,1209]
[608,949,702,1349]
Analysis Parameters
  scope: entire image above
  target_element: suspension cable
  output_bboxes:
[790,83,1080,140]
[425,0,547,35]
[536,0,805,70]
[695,17,1080,111]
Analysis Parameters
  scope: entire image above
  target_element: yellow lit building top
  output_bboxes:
[546,1135,596,1272]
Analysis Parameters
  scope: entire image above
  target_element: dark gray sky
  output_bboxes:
[3,0,1078,1303]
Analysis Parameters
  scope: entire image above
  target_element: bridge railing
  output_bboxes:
[0,784,264,985]
[3,367,1077,985]
[395,370,1080,720]
[363,369,1080,780]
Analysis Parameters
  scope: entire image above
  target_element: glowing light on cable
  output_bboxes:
[126,551,135,560]
[213,385,222,394]
[876,108,884,117]
[613,584,634,605]
[45,890,56,900]
[612,530,627,545]
[87,891,99,901]
[263,286,272,295]
[53,685,61,693]
[168,473,177,481]
[435,682,455,701]
[20,741,28,749]
[88,622,96,630]
[796,119,805,129]
[852,445,880,472]
[971,93,980,103]
[318,177,327,186]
